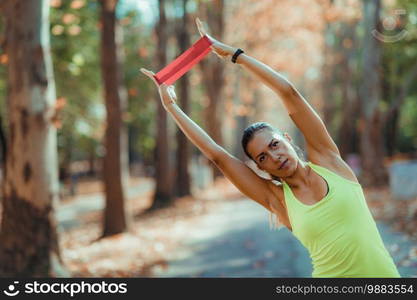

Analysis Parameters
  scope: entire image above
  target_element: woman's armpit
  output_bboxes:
[266,183,292,231]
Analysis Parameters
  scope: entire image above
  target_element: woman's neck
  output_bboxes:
[281,160,311,188]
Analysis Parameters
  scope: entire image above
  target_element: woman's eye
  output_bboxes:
[273,141,279,147]
[259,156,265,162]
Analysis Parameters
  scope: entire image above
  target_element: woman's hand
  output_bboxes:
[196,18,237,60]
[140,68,177,109]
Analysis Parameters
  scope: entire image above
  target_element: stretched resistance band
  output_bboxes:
[154,35,213,85]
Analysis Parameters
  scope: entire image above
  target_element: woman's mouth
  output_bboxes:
[279,159,288,170]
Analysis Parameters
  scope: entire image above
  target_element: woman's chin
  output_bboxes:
[277,160,296,177]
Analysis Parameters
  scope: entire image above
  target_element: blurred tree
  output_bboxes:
[231,71,247,161]
[317,0,417,172]
[0,0,66,276]
[199,0,225,180]
[150,0,173,209]
[321,10,362,158]
[50,0,102,177]
[99,0,130,236]
[381,0,417,156]
[223,0,326,158]
[383,60,417,156]
[0,16,5,166]
[0,115,6,166]
[359,0,387,186]
[336,23,361,159]
[321,1,338,128]
[174,0,191,197]
[121,10,157,170]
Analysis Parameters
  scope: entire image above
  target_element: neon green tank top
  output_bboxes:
[282,161,400,278]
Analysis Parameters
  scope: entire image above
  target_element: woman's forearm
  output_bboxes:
[165,102,224,161]
[236,53,300,114]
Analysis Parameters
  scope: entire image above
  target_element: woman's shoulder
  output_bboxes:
[307,150,359,183]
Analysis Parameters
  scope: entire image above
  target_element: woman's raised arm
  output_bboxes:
[140,69,280,213]
[236,55,340,157]
[195,18,340,157]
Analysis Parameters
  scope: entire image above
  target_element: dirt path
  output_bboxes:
[56,178,417,277]
[150,198,417,278]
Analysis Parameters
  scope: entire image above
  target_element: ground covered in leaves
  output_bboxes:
[366,187,417,241]
[59,177,242,277]
[58,176,417,277]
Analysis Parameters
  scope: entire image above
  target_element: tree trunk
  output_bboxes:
[100,0,130,236]
[322,22,336,127]
[0,0,66,277]
[359,0,387,186]
[232,72,247,161]
[338,25,360,158]
[150,0,172,209]
[0,114,7,167]
[338,65,355,157]
[384,60,417,156]
[175,0,191,197]
[199,0,225,180]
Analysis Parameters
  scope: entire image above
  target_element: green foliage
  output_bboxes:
[50,0,161,169]
[121,10,158,164]
[381,0,417,153]
[397,96,417,152]
[2,0,413,178]
[328,0,417,154]
[50,0,103,171]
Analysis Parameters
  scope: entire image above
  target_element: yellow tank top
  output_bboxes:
[282,161,401,278]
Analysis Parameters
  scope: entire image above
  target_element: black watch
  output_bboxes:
[231,48,244,63]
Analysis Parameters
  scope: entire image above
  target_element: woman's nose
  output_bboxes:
[270,152,281,162]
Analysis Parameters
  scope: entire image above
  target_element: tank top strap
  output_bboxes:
[307,161,336,182]
[307,161,361,188]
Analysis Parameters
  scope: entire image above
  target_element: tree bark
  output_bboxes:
[0,0,66,276]
[338,24,360,158]
[150,0,172,209]
[100,0,130,236]
[232,72,247,161]
[359,0,387,186]
[0,114,6,167]
[322,23,336,127]
[174,0,191,197]
[199,0,225,180]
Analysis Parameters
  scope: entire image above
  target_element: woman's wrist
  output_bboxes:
[235,53,246,64]
[231,48,245,64]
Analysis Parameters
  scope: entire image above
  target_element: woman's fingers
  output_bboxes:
[140,68,154,78]
[196,17,206,37]
[140,68,159,86]
[196,18,215,44]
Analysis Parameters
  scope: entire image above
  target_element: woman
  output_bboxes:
[141,18,400,278]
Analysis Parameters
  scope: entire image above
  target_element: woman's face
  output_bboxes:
[246,129,299,179]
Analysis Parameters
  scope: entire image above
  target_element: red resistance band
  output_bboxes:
[154,35,213,85]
